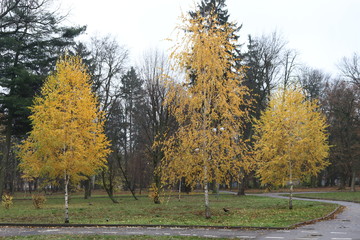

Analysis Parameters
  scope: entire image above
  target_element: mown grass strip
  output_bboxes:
[292,191,360,203]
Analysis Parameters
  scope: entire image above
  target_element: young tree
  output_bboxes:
[253,87,329,209]
[161,11,251,218]
[190,0,247,196]
[18,56,110,223]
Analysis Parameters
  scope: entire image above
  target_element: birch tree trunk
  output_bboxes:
[204,164,211,219]
[289,182,293,210]
[289,161,293,210]
[64,173,70,223]
[178,179,182,201]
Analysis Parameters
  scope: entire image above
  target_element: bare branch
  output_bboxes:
[338,53,360,85]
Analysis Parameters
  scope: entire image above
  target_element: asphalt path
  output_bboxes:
[0,193,359,239]
[251,193,360,240]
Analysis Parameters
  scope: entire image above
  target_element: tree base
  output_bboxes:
[205,207,211,219]
[154,196,161,204]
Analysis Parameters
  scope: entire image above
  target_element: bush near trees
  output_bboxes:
[1,193,13,209]
[32,194,46,209]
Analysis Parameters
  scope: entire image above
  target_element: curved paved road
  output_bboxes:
[0,193,359,239]
[254,193,360,239]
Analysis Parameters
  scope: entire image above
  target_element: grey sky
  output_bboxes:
[61,0,360,76]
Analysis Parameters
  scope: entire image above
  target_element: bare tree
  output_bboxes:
[322,80,360,191]
[243,31,292,112]
[84,35,129,201]
[281,49,298,89]
[338,53,360,85]
[89,35,129,114]
[258,32,288,89]
[0,0,21,21]
[137,49,177,203]
[298,67,330,101]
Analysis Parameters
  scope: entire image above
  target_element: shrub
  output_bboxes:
[148,183,161,204]
[32,194,46,209]
[2,193,13,209]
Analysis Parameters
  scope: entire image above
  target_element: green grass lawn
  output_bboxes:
[293,191,360,203]
[0,193,337,228]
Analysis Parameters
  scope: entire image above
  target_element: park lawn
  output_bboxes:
[0,194,337,228]
[293,191,360,203]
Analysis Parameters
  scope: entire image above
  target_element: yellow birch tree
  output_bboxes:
[18,56,110,223]
[161,11,252,218]
[253,87,330,209]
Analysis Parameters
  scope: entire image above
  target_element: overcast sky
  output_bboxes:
[60,0,360,76]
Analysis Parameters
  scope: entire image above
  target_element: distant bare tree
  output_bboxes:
[84,35,129,201]
[281,49,298,89]
[243,31,296,112]
[138,49,177,203]
[322,80,360,191]
[298,67,330,101]
[338,53,360,85]
[254,31,285,95]
[0,0,21,21]
[89,35,129,114]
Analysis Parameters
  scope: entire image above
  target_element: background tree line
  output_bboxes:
[1,0,359,199]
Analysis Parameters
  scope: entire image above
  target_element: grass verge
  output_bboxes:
[293,191,360,203]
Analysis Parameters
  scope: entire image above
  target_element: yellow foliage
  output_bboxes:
[18,55,111,184]
[32,194,46,209]
[2,193,13,209]
[253,87,330,186]
[148,183,162,203]
[161,12,252,188]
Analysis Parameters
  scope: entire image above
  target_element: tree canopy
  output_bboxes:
[253,87,330,187]
[19,55,110,182]
[18,56,110,222]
